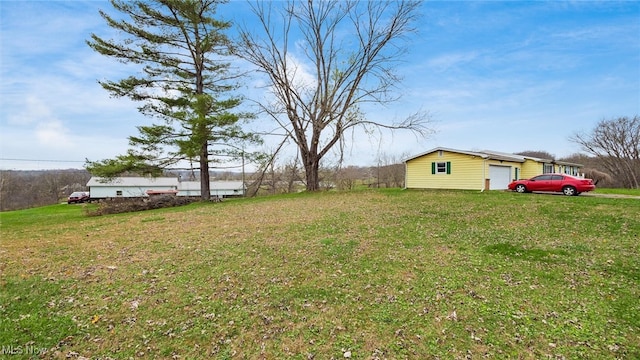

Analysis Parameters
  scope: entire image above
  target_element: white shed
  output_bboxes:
[178,181,245,198]
[87,177,179,199]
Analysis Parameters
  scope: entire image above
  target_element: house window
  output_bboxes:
[431,161,451,174]
[116,190,123,196]
[543,163,554,174]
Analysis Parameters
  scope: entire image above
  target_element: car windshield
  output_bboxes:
[70,192,85,197]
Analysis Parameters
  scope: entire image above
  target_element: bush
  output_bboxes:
[85,195,198,216]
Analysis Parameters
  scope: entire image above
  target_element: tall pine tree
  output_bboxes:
[86,0,259,200]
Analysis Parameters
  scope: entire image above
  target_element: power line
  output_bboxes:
[0,158,85,163]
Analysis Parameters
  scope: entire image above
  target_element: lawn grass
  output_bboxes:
[593,188,640,196]
[1,189,638,359]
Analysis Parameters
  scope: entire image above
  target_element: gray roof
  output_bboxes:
[403,147,488,162]
[481,150,583,166]
[404,147,524,163]
[404,147,583,166]
[87,177,178,187]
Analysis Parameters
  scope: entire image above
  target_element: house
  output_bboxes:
[87,177,245,199]
[87,177,179,199]
[178,181,245,198]
[404,147,584,191]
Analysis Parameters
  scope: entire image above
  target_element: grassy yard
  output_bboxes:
[1,189,638,359]
[593,188,640,196]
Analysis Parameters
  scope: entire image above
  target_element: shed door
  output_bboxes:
[489,165,511,190]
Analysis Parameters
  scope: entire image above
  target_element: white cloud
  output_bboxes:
[35,120,72,148]
[7,96,52,125]
[426,52,480,72]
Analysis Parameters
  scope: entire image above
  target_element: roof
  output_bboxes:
[403,147,525,163]
[87,177,178,187]
[404,147,583,166]
[403,147,488,162]
[481,150,583,166]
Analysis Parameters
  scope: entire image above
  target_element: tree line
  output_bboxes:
[0,170,91,211]
[0,158,404,211]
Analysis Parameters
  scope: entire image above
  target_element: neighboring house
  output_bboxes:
[404,147,584,191]
[178,181,245,198]
[87,177,246,199]
[87,177,179,198]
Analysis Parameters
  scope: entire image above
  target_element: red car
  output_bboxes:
[508,174,595,196]
[67,191,90,204]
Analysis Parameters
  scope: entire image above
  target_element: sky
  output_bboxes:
[1,0,639,171]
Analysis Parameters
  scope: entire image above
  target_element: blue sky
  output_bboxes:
[1,1,639,171]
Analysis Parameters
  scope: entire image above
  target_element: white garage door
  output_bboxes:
[489,165,511,190]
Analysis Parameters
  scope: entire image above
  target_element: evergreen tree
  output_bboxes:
[86,0,259,199]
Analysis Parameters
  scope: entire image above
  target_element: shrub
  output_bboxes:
[85,195,198,216]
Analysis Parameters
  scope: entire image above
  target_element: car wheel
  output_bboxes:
[562,186,577,196]
[515,184,527,193]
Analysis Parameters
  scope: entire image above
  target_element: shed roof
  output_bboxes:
[87,177,179,187]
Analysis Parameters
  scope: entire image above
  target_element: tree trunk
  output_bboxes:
[200,143,211,201]
[303,154,320,191]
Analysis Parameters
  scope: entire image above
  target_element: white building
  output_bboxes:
[178,181,245,198]
[87,177,178,198]
[87,177,245,199]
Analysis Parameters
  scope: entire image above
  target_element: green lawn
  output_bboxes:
[1,189,638,359]
[593,188,640,196]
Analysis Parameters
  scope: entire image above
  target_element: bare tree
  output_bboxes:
[582,168,613,186]
[376,152,407,188]
[515,150,555,160]
[282,156,304,193]
[561,153,619,187]
[570,116,640,188]
[236,0,431,191]
[336,166,362,190]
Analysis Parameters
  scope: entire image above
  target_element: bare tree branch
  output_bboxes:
[236,0,431,191]
[569,115,640,188]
